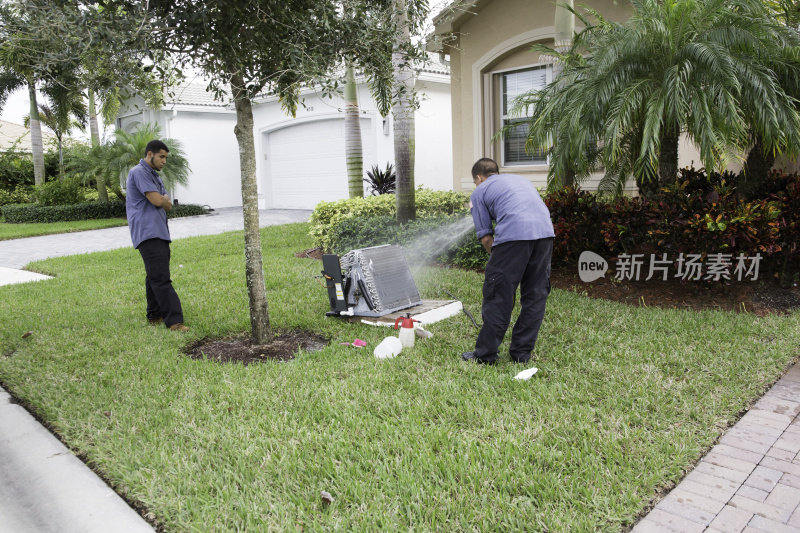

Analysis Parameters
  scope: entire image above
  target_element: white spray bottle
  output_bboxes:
[393,313,420,348]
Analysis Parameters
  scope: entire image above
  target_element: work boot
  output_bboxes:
[148,317,163,326]
[169,323,190,332]
[461,351,496,365]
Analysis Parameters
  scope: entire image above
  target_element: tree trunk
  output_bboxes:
[344,62,364,198]
[657,124,680,188]
[741,138,775,198]
[88,88,109,202]
[28,80,45,186]
[230,72,270,344]
[392,0,416,223]
[57,134,64,180]
[553,1,574,186]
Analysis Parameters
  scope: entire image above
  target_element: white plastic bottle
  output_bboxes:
[374,336,403,359]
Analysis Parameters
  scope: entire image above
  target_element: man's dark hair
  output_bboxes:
[471,157,499,179]
[145,139,169,157]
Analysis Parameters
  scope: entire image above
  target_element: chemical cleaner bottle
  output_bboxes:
[394,313,420,348]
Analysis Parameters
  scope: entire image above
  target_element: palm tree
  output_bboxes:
[344,61,365,198]
[24,81,88,180]
[105,124,190,194]
[517,0,800,196]
[393,0,416,222]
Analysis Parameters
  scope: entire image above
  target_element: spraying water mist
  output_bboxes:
[402,215,474,266]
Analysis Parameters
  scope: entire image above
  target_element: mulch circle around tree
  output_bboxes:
[295,247,800,316]
[184,330,328,365]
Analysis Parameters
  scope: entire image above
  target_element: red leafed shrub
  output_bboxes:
[543,169,798,282]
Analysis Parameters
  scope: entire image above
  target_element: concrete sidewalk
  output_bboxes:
[0,207,310,530]
[0,207,310,272]
[633,363,800,533]
[0,387,154,533]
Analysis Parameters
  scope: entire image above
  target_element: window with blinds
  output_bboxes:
[502,66,548,165]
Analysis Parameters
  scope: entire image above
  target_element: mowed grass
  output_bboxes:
[0,217,128,240]
[1,222,798,532]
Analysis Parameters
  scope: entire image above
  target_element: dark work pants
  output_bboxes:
[474,238,553,363]
[138,238,184,327]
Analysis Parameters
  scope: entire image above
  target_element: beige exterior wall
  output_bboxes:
[437,0,633,192]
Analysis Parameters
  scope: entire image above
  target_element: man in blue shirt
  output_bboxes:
[462,158,554,365]
[126,140,188,332]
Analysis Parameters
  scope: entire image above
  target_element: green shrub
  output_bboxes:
[0,185,33,206]
[309,189,469,251]
[33,178,85,206]
[2,201,210,223]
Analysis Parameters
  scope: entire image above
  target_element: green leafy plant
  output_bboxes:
[364,163,396,195]
[105,123,190,193]
[32,177,84,206]
[309,189,469,251]
[0,185,33,206]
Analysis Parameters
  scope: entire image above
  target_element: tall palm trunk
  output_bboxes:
[88,88,109,201]
[230,72,270,344]
[553,0,574,186]
[392,0,415,223]
[657,124,680,188]
[344,61,364,198]
[56,132,64,180]
[27,80,45,186]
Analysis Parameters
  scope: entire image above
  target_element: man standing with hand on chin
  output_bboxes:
[126,140,189,332]
[462,158,554,365]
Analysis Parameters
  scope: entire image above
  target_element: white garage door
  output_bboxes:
[265,117,374,210]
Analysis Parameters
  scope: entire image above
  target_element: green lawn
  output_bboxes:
[0,217,128,240]
[1,222,798,531]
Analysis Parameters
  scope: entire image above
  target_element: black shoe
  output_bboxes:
[461,352,496,365]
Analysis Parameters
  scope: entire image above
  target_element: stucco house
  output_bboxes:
[116,59,452,210]
[0,120,57,153]
[427,0,710,193]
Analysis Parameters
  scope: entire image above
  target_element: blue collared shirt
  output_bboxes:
[470,173,555,247]
[126,159,170,248]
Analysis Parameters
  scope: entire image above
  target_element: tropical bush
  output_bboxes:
[309,189,469,251]
[0,185,33,206]
[518,0,800,196]
[0,150,61,189]
[363,163,396,195]
[32,177,84,206]
[66,123,190,199]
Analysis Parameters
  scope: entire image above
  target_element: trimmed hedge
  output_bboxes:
[2,201,210,223]
[309,189,469,251]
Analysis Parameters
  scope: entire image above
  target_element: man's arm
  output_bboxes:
[145,191,173,212]
[480,234,494,254]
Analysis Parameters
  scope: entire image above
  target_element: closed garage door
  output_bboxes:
[265,117,374,209]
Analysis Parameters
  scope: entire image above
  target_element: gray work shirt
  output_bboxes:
[126,159,170,249]
[470,173,555,247]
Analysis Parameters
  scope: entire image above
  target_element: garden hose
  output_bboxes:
[437,286,480,329]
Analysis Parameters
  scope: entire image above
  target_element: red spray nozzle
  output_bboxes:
[394,313,420,330]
